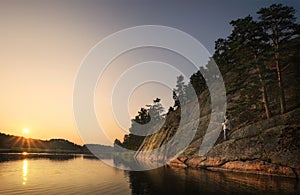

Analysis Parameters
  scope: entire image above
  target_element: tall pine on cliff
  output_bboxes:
[257,4,298,114]
[228,16,271,118]
[210,3,299,124]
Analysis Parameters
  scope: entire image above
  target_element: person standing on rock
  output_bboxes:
[222,114,230,140]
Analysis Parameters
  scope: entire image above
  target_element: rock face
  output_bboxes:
[135,98,203,164]
[136,108,300,178]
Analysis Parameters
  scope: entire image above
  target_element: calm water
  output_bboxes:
[0,153,299,194]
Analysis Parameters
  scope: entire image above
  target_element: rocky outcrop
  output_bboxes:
[135,98,203,164]
[138,107,300,178]
[171,109,300,178]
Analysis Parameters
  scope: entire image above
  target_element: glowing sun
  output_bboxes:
[23,128,29,134]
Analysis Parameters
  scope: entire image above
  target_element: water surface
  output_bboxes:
[0,153,299,194]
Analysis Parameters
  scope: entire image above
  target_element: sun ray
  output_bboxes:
[26,139,31,150]
[10,136,22,148]
[21,138,26,149]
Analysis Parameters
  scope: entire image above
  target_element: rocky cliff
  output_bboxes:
[135,107,300,178]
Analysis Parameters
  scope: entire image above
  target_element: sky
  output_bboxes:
[0,0,299,145]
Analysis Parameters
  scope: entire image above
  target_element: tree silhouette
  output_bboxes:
[173,75,187,108]
[229,15,271,118]
[257,4,298,114]
[147,98,165,124]
[119,98,165,151]
[190,69,207,95]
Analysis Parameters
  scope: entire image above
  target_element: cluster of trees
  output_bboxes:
[213,4,299,118]
[172,4,299,120]
[114,98,165,151]
[172,74,204,108]
[172,70,208,109]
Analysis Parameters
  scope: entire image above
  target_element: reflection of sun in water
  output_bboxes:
[22,160,28,185]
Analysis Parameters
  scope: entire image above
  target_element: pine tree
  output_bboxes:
[229,16,271,118]
[173,75,187,107]
[257,4,298,114]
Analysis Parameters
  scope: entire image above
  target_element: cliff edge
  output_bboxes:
[136,108,300,178]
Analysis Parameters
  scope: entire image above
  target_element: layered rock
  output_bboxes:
[170,108,300,178]
[137,107,300,178]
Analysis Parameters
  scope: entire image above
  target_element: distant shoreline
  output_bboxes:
[0,148,87,154]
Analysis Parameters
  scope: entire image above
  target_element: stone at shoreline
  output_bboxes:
[169,157,299,178]
[167,158,187,168]
[146,108,300,178]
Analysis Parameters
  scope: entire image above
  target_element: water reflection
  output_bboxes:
[22,159,28,185]
[127,166,300,194]
[0,154,299,194]
[1,155,132,194]
[0,153,84,162]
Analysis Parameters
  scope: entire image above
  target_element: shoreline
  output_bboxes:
[138,109,300,179]
[168,157,300,179]
[0,148,85,154]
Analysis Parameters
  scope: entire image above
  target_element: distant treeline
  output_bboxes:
[0,132,113,155]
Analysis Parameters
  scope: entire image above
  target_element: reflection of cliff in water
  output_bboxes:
[0,153,83,162]
[127,166,300,194]
[112,153,164,171]
[113,153,138,170]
